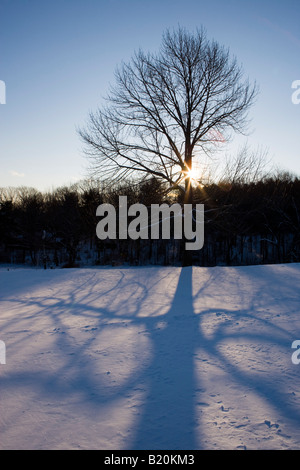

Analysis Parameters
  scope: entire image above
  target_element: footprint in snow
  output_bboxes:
[220,405,230,412]
[83,326,98,331]
[264,420,279,429]
[52,328,65,334]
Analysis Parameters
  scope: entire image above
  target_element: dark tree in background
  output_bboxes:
[79,26,257,205]
[1,172,300,267]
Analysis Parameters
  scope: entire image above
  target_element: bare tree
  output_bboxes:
[79,26,257,204]
[220,144,271,185]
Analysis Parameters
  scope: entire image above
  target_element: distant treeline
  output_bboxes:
[1,172,300,268]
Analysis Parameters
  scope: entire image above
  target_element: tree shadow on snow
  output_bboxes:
[130,267,199,450]
[2,264,300,449]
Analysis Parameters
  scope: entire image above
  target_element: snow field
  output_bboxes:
[1,264,300,449]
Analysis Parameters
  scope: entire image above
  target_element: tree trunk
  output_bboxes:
[182,177,193,266]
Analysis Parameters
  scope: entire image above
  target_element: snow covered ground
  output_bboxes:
[1,263,300,450]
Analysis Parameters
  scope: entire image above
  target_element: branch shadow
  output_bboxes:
[2,264,300,449]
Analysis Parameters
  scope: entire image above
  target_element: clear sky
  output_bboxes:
[0,0,299,191]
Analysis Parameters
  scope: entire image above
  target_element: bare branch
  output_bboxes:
[79,26,258,194]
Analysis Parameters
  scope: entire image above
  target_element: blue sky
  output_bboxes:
[0,0,299,191]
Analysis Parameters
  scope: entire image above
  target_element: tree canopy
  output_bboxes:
[79,26,257,201]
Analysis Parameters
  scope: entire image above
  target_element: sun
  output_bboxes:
[181,165,204,189]
[183,167,199,182]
